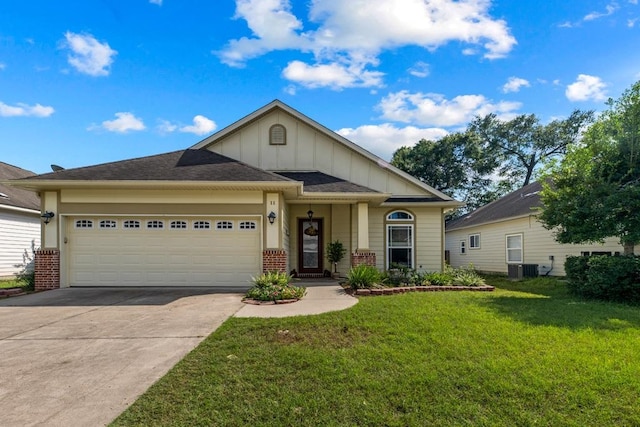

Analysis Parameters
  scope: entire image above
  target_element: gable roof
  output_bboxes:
[446,181,543,231]
[21,149,290,183]
[0,162,40,212]
[274,171,378,193]
[191,100,461,205]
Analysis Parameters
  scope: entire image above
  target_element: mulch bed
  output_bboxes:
[242,298,301,305]
[344,285,494,296]
[0,288,27,298]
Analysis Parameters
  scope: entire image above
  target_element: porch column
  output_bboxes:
[353,202,377,267]
[36,191,60,290]
[263,193,287,272]
[356,202,369,251]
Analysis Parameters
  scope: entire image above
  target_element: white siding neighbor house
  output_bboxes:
[7,100,462,290]
[0,162,41,279]
[445,181,624,277]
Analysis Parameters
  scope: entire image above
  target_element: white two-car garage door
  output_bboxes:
[67,216,261,287]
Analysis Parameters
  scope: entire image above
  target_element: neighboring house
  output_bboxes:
[8,100,461,289]
[445,181,624,277]
[0,162,41,279]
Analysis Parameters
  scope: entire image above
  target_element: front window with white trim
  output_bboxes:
[506,234,523,263]
[469,234,480,249]
[386,210,415,269]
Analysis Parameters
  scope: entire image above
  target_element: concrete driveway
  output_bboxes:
[0,288,244,427]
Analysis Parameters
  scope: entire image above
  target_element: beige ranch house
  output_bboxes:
[10,100,461,290]
[445,181,624,277]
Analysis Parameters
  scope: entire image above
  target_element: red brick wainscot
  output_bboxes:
[351,252,376,267]
[35,249,60,291]
[262,250,287,273]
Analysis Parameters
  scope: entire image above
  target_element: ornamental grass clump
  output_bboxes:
[452,264,486,287]
[245,271,306,301]
[346,264,382,289]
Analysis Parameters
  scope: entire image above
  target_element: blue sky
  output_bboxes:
[2,0,639,174]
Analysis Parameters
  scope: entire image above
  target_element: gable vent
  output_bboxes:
[269,124,286,145]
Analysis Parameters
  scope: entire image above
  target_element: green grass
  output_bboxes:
[0,278,24,289]
[112,276,640,426]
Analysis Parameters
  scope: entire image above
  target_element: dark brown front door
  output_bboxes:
[298,218,323,274]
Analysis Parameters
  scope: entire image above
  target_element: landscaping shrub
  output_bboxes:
[452,265,486,286]
[13,244,36,292]
[245,271,306,301]
[382,264,424,287]
[423,271,452,286]
[565,255,640,303]
[346,264,381,289]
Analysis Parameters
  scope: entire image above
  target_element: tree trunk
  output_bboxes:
[623,242,635,255]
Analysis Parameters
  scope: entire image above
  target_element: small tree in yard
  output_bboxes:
[326,240,346,274]
[539,80,640,255]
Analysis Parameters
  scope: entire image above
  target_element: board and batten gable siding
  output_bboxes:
[208,110,430,196]
[0,210,41,278]
[445,215,624,276]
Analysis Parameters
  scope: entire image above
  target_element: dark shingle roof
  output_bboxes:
[0,162,40,211]
[446,181,543,231]
[274,171,379,193]
[385,196,447,203]
[20,149,291,183]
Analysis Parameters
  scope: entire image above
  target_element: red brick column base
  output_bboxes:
[263,250,287,273]
[35,249,60,291]
[351,252,376,267]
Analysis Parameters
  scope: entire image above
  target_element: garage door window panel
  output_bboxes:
[240,221,257,230]
[194,221,211,230]
[75,219,93,229]
[147,220,164,229]
[216,221,234,230]
[100,220,117,229]
[170,220,187,230]
[123,220,140,229]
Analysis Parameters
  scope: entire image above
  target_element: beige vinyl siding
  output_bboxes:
[331,204,351,275]
[446,215,624,276]
[210,110,432,196]
[0,210,41,278]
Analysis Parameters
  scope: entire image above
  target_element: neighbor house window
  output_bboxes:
[239,221,257,230]
[460,240,466,254]
[216,220,233,230]
[75,219,93,229]
[506,234,523,263]
[386,210,414,269]
[193,220,211,230]
[269,124,286,145]
[469,234,480,249]
[123,220,140,229]
[170,220,187,230]
[146,220,164,229]
[99,220,117,229]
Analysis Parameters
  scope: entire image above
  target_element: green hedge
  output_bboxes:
[565,255,640,303]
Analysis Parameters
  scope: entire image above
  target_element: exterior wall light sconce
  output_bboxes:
[41,211,55,225]
[267,211,277,225]
[307,209,314,220]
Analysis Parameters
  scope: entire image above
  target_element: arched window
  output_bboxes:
[269,124,286,145]
[386,210,415,269]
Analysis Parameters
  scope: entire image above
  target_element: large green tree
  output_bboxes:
[391,132,502,212]
[468,109,595,189]
[539,81,640,254]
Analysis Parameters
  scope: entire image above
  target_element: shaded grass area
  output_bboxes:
[112,277,640,426]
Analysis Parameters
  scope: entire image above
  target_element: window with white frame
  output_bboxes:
[506,234,523,263]
[170,220,187,230]
[386,210,414,269]
[75,219,93,229]
[99,220,117,229]
[123,220,140,229]
[146,220,164,229]
[216,220,233,230]
[469,234,480,249]
[460,240,466,254]
[239,221,257,230]
[193,220,211,230]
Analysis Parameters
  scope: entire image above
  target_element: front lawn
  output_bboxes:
[112,276,640,426]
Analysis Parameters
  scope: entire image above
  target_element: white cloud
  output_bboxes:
[565,74,608,101]
[179,115,217,135]
[149,0,162,5]
[218,0,516,88]
[628,18,638,27]
[378,90,521,127]
[336,123,448,160]
[92,112,145,133]
[0,63,5,70]
[584,3,619,21]
[408,61,430,78]
[63,32,117,76]
[502,77,530,93]
[282,60,384,89]
[157,119,178,134]
[0,101,54,117]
